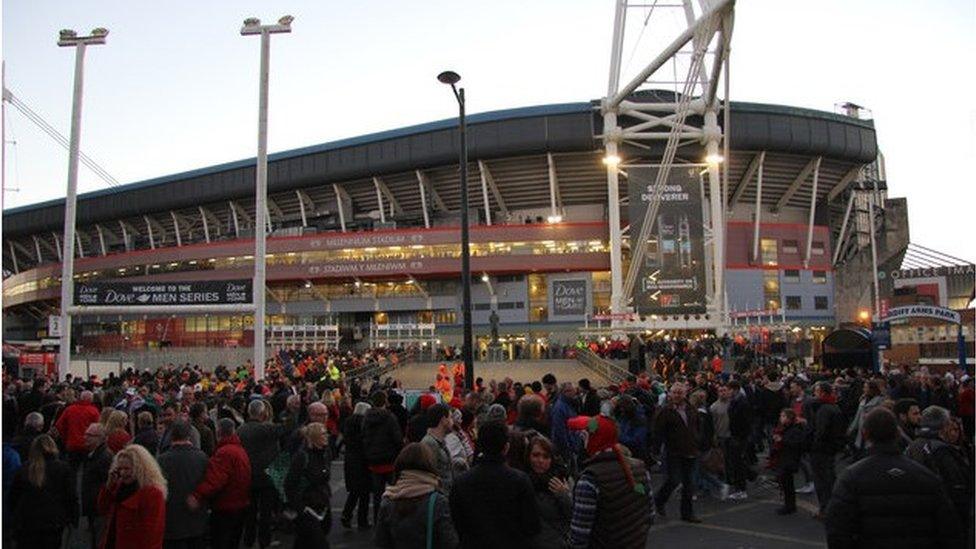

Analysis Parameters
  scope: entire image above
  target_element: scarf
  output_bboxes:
[383,470,439,500]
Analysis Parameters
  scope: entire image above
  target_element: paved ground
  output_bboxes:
[391,359,607,389]
[270,460,827,548]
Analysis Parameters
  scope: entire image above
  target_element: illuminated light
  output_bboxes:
[481,274,490,283]
[169,262,179,267]
[354,281,361,288]
[602,154,622,167]
[405,279,414,285]
[304,281,312,288]
[151,264,160,268]
[541,240,555,246]
[243,255,253,260]
[364,247,377,252]
[287,252,296,256]
[588,240,602,247]
[208,258,217,263]
[189,260,197,265]
[547,214,563,224]
[705,153,724,166]
[118,268,126,273]
[858,310,871,322]
[411,245,424,250]
[389,246,401,251]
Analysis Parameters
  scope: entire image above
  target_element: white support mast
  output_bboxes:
[600,0,735,334]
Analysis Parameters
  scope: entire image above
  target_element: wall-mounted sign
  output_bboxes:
[882,305,961,325]
[74,280,252,306]
[551,279,588,316]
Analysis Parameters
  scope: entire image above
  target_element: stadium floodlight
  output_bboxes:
[55,26,107,380]
[241,15,292,36]
[58,28,108,47]
[547,214,563,224]
[241,16,294,381]
[705,153,725,166]
[437,68,473,390]
[602,154,622,167]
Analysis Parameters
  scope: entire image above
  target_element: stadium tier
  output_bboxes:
[2,91,907,358]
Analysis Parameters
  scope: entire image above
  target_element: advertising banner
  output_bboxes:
[74,280,252,306]
[628,167,707,314]
[551,279,588,316]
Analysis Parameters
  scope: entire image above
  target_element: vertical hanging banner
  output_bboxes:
[628,166,707,314]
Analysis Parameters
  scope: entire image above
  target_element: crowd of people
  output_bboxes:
[2,343,974,548]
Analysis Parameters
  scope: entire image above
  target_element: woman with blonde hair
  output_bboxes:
[285,422,333,548]
[98,444,167,549]
[9,434,77,549]
[105,409,133,453]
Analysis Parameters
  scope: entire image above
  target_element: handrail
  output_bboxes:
[575,348,631,384]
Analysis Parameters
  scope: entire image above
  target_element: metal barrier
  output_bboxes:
[575,347,631,384]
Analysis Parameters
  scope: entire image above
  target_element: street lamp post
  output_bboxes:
[57,27,107,380]
[437,70,474,390]
[241,16,292,381]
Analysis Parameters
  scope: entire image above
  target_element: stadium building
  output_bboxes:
[4,89,927,364]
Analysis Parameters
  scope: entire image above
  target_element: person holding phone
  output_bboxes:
[97,444,167,549]
[525,435,571,549]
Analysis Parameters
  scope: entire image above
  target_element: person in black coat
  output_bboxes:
[773,409,805,515]
[449,421,540,549]
[8,434,78,549]
[826,407,963,549]
[374,443,459,549]
[906,405,974,528]
[285,423,333,549]
[80,422,113,547]
[363,391,405,524]
[341,402,373,529]
[158,421,209,547]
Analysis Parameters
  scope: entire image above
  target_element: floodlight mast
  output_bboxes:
[57,28,107,380]
[241,16,293,381]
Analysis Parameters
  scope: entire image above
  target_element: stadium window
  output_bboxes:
[784,269,800,282]
[811,241,825,255]
[782,239,799,254]
[760,238,778,266]
[812,270,827,284]
[814,296,829,310]
[474,303,491,311]
[498,302,515,310]
[763,271,780,310]
[786,296,802,310]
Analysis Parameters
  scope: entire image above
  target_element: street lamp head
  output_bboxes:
[437,70,461,85]
[243,17,261,27]
[278,15,294,26]
[90,27,109,38]
[59,29,77,40]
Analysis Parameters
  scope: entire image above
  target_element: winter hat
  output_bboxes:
[568,415,646,496]
[568,415,618,456]
[419,393,438,411]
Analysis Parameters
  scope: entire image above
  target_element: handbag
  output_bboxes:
[702,446,725,475]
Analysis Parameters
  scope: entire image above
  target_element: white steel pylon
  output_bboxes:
[601,0,734,332]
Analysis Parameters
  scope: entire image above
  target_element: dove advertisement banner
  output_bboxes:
[628,166,707,315]
[74,280,252,306]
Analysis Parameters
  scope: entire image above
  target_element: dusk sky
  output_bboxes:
[2,0,974,261]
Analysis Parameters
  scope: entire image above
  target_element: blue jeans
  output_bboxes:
[692,458,725,495]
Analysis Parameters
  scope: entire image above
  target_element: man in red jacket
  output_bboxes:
[54,390,101,464]
[188,418,252,549]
